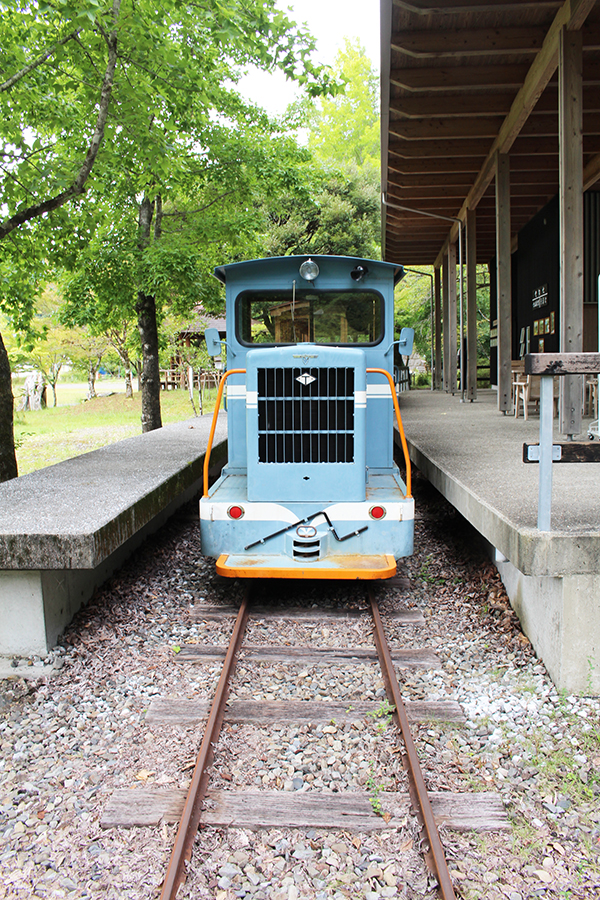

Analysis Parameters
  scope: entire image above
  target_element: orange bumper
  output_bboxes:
[215,553,397,580]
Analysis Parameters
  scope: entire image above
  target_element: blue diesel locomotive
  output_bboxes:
[200,254,414,580]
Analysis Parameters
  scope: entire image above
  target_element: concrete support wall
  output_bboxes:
[496,559,600,695]
[394,393,600,696]
[0,424,228,658]
[0,570,93,657]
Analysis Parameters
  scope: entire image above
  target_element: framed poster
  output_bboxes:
[534,320,539,335]
[539,337,545,352]
[550,312,555,334]
[545,317,550,334]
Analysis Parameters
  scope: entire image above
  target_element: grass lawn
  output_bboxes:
[13,380,219,475]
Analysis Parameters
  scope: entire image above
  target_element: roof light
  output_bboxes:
[299,258,319,281]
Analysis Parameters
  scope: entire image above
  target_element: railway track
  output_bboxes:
[101,577,508,899]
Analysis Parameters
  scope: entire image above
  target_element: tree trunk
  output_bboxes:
[136,194,162,432]
[0,331,18,482]
[87,355,102,399]
[124,366,133,399]
[87,365,97,399]
[136,291,162,431]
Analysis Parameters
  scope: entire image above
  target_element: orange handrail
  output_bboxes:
[203,369,246,497]
[366,368,412,499]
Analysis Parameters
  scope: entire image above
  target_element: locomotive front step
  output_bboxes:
[215,553,397,580]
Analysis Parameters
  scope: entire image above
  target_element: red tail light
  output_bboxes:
[227,505,244,519]
[369,506,386,520]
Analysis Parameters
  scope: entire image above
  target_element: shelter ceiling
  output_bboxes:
[381,0,600,265]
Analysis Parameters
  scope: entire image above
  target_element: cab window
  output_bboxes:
[237,290,383,345]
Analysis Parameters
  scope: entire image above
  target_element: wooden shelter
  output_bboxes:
[380,0,600,436]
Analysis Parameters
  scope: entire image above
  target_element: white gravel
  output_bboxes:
[0,479,599,900]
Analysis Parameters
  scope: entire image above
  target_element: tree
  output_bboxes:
[394,264,492,381]
[395,270,434,368]
[305,40,380,179]
[265,41,381,260]
[0,0,333,478]
[63,330,109,400]
[63,115,324,423]
[263,167,381,259]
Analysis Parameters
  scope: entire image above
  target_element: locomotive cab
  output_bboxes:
[200,255,414,579]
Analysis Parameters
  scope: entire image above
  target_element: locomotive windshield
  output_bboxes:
[237,290,383,346]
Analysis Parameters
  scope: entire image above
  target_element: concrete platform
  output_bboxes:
[396,389,600,694]
[0,415,227,657]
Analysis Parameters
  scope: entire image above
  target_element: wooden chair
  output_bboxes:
[585,377,598,417]
[512,361,528,417]
[525,375,559,419]
[514,375,530,419]
[511,361,525,407]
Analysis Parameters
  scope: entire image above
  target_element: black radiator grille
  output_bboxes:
[257,367,355,463]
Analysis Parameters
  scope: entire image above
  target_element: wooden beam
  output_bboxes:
[559,27,584,437]
[583,152,600,189]
[390,112,600,141]
[388,153,484,174]
[523,442,600,462]
[387,181,558,200]
[390,62,599,98]
[442,253,449,391]
[386,192,546,215]
[387,87,600,119]
[391,27,547,59]
[448,242,458,394]
[389,92,517,118]
[390,116,507,140]
[389,135,576,157]
[387,171,480,187]
[393,0,561,13]
[434,266,442,389]
[395,22,599,55]
[433,0,597,268]
[390,63,532,92]
[496,152,512,413]
[525,352,600,374]
[466,208,477,401]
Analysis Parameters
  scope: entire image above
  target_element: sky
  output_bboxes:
[238,0,381,115]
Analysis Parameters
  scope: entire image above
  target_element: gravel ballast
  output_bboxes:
[1,472,599,899]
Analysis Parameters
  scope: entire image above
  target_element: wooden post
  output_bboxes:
[466,208,478,401]
[434,266,442,390]
[448,242,457,395]
[495,152,512,413]
[442,254,449,392]
[559,27,584,437]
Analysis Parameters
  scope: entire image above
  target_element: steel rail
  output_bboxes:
[368,589,456,900]
[160,589,250,899]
